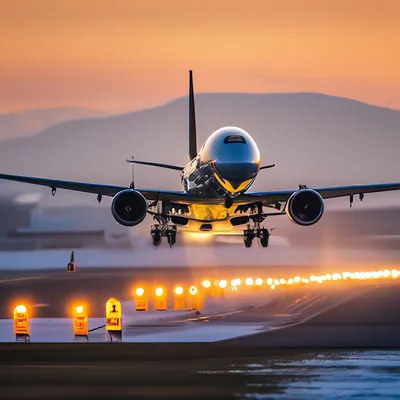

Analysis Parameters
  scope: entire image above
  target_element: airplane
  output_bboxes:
[2,70,400,248]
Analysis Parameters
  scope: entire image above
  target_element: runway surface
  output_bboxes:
[0,263,398,345]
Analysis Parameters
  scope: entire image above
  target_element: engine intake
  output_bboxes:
[286,189,324,226]
[111,189,147,227]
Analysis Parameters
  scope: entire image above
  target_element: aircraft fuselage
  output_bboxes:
[181,126,260,201]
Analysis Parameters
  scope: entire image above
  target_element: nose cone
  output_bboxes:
[214,161,259,191]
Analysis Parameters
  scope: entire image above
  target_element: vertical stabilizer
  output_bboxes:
[70,250,74,263]
[189,70,197,160]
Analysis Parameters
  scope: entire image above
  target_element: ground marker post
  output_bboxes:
[106,298,122,342]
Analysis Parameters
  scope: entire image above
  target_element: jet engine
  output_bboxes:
[111,189,147,226]
[285,189,324,226]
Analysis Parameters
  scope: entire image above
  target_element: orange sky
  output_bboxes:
[1,0,399,113]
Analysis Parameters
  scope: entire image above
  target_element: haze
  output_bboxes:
[1,0,399,113]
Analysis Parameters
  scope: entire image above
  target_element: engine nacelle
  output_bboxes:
[111,189,147,227]
[286,189,324,226]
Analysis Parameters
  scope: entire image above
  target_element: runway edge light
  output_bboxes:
[174,286,187,310]
[134,287,148,311]
[154,287,167,311]
[73,304,89,342]
[188,285,204,314]
[106,298,122,342]
[13,304,30,343]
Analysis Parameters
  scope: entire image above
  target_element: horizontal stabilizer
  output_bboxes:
[126,158,184,171]
[260,164,276,170]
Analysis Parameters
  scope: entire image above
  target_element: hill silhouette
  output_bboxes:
[0,92,399,207]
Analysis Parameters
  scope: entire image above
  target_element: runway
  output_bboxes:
[1,262,398,346]
[1,265,400,399]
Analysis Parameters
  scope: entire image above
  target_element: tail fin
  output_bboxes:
[188,70,197,160]
[70,250,74,263]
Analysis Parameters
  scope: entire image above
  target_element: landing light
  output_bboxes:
[294,276,301,283]
[155,287,164,297]
[255,278,263,286]
[266,278,273,286]
[136,288,145,297]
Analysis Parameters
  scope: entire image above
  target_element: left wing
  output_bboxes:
[0,173,217,204]
[237,182,400,204]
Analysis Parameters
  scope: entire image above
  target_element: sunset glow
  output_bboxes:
[1,0,399,112]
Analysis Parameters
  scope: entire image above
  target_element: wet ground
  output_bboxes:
[0,346,399,399]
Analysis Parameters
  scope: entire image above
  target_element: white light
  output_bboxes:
[245,278,253,286]
[189,286,198,295]
[15,305,27,313]
[175,287,183,295]
[219,280,228,289]
[155,287,163,296]
[136,288,145,297]
[255,278,263,286]
[266,278,273,286]
[202,280,211,288]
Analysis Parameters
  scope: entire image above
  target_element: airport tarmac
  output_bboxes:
[0,262,398,346]
[1,265,400,399]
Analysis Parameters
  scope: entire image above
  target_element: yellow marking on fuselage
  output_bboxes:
[189,204,229,221]
[213,172,253,194]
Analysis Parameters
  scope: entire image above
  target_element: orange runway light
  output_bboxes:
[73,304,88,339]
[202,279,215,297]
[174,286,186,310]
[135,287,148,311]
[188,285,204,311]
[154,287,167,311]
[13,304,30,342]
[245,278,253,286]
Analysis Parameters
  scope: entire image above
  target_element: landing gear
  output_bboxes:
[243,225,270,248]
[244,227,255,248]
[151,224,177,248]
[259,228,270,248]
[151,225,162,247]
[166,226,177,247]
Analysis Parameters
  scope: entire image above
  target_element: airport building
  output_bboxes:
[0,193,132,251]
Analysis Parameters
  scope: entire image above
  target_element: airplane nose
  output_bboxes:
[214,161,259,190]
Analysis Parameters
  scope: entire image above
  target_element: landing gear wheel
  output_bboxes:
[151,225,162,247]
[259,228,270,248]
[244,228,255,248]
[167,233,176,247]
[166,226,177,248]
[244,236,253,248]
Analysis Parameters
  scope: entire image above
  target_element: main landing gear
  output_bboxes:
[151,224,177,248]
[243,224,270,248]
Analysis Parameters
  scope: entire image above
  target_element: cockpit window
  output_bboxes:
[223,135,246,144]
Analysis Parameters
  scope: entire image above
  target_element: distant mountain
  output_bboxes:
[0,92,399,207]
[0,107,108,140]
